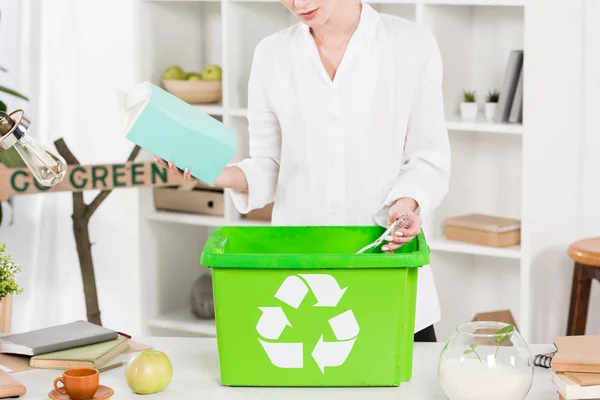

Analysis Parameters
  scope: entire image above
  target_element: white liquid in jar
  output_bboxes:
[439,358,532,400]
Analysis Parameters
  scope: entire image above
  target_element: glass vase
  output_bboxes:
[438,321,534,400]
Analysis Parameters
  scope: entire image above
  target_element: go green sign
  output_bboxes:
[0,161,188,201]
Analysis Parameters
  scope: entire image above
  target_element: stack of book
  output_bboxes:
[0,320,137,371]
[550,335,600,400]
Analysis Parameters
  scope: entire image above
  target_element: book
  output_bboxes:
[0,370,26,398]
[552,335,600,374]
[0,321,118,356]
[553,372,600,400]
[29,335,129,370]
[508,60,524,123]
[495,50,524,123]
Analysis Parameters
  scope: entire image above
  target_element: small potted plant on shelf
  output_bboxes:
[460,89,478,121]
[485,89,500,120]
[0,242,23,333]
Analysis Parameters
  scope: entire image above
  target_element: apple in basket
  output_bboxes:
[161,64,222,104]
[125,350,173,394]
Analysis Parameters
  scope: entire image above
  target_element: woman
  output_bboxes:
[156,0,451,342]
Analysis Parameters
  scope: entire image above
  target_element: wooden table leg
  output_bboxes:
[567,262,592,335]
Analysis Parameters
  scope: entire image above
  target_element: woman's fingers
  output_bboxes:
[153,155,168,168]
[384,233,415,244]
[382,242,402,253]
[183,168,191,180]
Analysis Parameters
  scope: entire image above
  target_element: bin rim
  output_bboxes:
[200,225,430,269]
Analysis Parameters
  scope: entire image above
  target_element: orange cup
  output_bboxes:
[54,368,99,400]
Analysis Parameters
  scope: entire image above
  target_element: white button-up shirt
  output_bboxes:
[231,3,451,333]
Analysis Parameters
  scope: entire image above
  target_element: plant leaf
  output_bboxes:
[470,343,478,350]
[0,86,28,101]
[464,349,473,354]
[0,147,26,168]
[0,66,7,72]
[495,325,515,344]
[0,101,6,112]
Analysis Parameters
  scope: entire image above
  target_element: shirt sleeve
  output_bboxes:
[374,31,451,226]
[229,40,282,214]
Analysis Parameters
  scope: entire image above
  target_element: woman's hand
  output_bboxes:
[382,197,422,253]
[153,156,193,180]
[152,155,249,193]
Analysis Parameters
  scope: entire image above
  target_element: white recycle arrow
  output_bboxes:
[275,275,309,309]
[311,310,360,373]
[256,307,292,340]
[299,274,347,307]
[259,340,303,368]
[312,336,356,373]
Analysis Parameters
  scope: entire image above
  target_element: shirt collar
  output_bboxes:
[295,2,379,46]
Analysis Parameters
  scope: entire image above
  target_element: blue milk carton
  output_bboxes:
[123,82,236,185]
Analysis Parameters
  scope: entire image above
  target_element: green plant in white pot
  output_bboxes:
[460,89,478,121]
[0,243,23,333]
[485,89,500,120]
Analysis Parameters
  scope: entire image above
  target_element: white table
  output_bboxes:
[15,337,560,399]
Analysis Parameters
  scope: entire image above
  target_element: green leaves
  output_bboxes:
[487,89,500,103]
[464,343,482,362]
[463,89,477,103]
[495,324,514,345]
[0,101,6,112]
[0,243,23,298]
[0,85,28,102]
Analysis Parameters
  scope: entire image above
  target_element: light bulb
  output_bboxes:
[0,109,67,187]
[13,134,67,186]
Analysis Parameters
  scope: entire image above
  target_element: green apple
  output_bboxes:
[162,66,186,80]
[186,72,203,80]
[125,350,173,394]
[201,64,222,81]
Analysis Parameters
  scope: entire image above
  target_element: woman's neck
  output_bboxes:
[311,1,362,46]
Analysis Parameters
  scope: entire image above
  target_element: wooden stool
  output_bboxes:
[567,237,600,335]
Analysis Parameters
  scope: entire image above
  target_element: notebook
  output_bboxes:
[0,321,118,356]
[123,81,236,186]
[553,372,600,400]
[552,335,600,374]
[29,334,129,369]
[0,370,26,398]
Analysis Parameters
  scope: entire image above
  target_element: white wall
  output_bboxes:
[1,0,142,336]
[580,0,600,335]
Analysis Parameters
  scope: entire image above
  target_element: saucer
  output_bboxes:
[48,385,114,400]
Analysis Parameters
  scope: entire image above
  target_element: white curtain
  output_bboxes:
[0,0,141,334]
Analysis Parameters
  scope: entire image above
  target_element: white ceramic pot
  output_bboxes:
[485,102,497,120]
[460,102,478,121]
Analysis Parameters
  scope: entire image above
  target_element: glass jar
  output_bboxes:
[438,321,534,400]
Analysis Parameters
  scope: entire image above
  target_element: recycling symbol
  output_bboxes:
[256,274,360,373]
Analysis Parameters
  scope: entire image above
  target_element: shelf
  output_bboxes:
[207,107,523,135]
[194,104,224,116]
[429,237,521,259]
[147,308,216,336]
[145,210,270,227]
[446,115,523,135]
[228,108,248,118]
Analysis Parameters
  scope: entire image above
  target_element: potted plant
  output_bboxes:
[0,242,23,333]
[485,89,500,120]
[460,89,478,120]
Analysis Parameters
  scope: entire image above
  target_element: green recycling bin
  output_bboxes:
[200,225,430,387]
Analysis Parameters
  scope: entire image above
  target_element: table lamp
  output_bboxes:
[0,109,67,186]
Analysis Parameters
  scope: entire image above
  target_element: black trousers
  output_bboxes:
[414,324,437,342]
